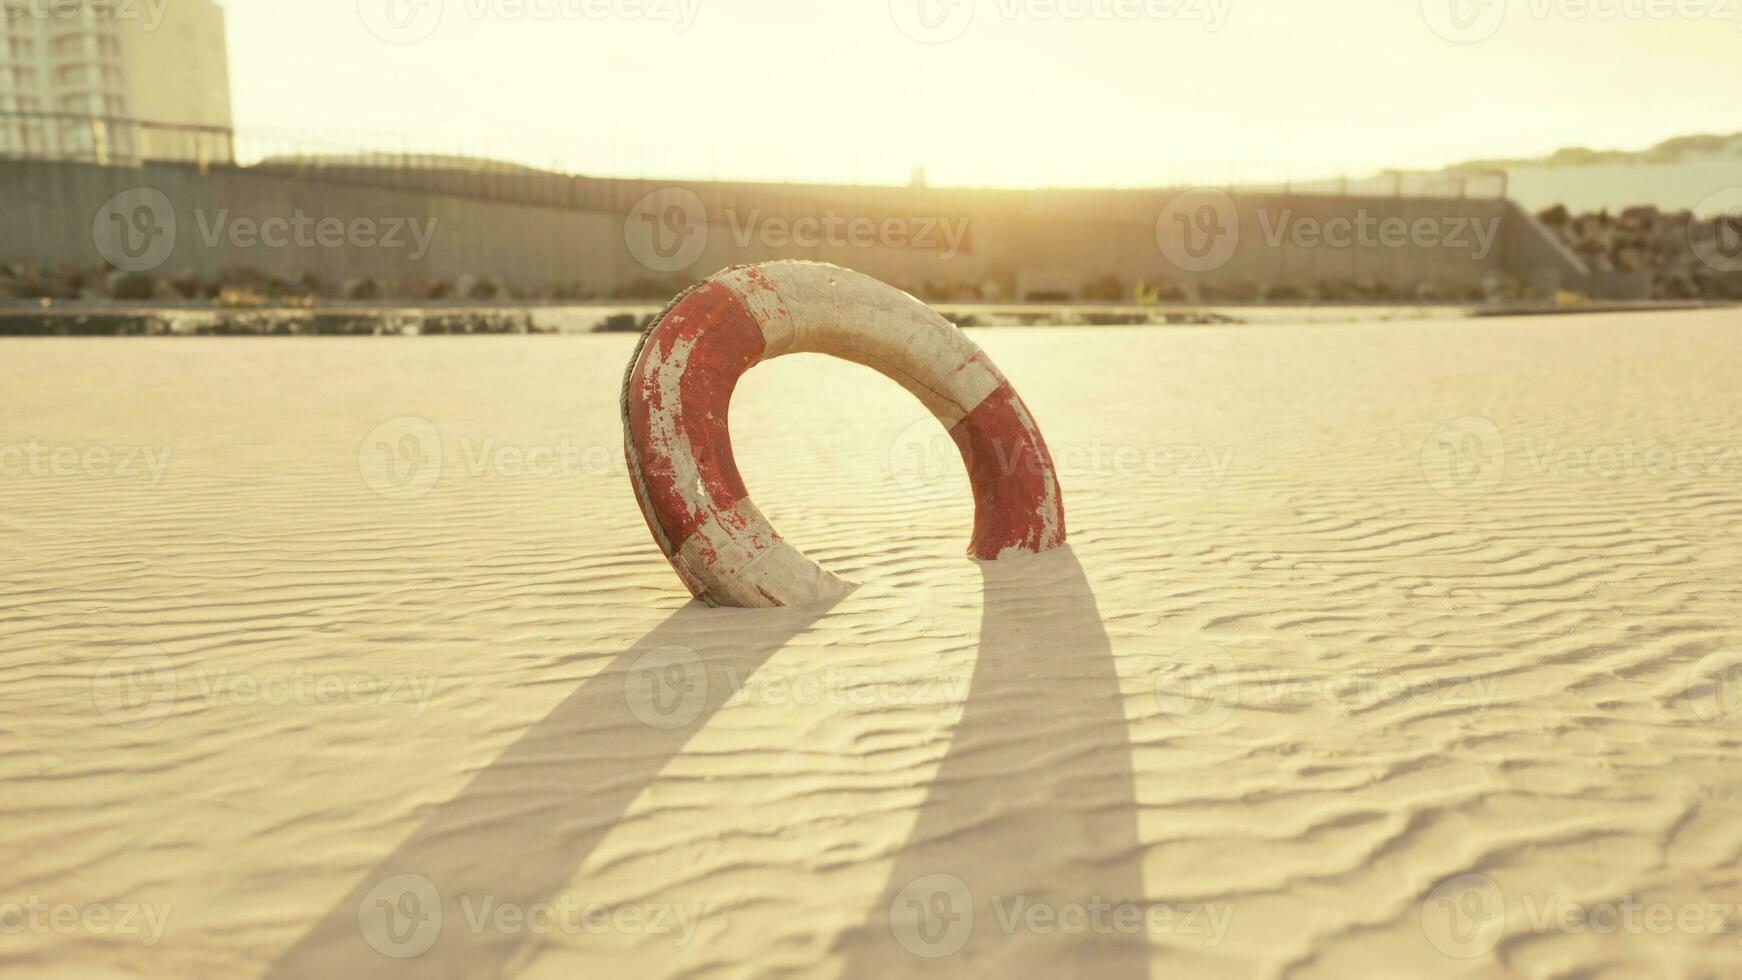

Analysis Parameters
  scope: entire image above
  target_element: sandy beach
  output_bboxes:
[3,309,1741,978]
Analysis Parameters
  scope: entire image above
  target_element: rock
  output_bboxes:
[1220,279,1261,302]
[599,312,644,333]
[1620,205,1661,227]
[613,277,685,301]
[1081,274,1125,303]
[272,271,320,300]
[7,266,80,300]
[455,274,499,300]
[222,266,267,286]
[167,267,203,299]
[341,277,381,301]
[106,270,157,301]
[1656,271,1698,300]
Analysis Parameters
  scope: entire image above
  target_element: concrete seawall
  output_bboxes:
[1,160,1592,301]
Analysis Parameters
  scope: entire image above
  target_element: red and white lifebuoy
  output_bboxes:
[622,261,1065,608]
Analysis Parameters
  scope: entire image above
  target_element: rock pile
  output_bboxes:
[1537,205,1742,301]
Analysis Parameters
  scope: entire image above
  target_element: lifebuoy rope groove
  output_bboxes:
[621,260,1066,608]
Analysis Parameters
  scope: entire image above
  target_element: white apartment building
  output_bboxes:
[0,0,233,162]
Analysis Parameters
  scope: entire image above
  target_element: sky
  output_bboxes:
[219,0,1742,188]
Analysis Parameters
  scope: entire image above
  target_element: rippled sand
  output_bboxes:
[3,311,1741,978]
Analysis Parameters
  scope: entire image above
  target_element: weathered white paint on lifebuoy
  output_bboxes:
[622,261,1065,608]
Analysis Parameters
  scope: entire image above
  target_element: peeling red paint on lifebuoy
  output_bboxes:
[622,261,1066,608]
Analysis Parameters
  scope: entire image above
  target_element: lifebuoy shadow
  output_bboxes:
[265,598,838,979]
[266,548,1143,978]
[839,545,1148,977]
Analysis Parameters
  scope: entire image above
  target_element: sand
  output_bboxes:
[2,309,1740,978]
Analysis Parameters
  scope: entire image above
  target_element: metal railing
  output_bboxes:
[0,110,1511,203]
[0,110,548,173]
[0,111,237,168]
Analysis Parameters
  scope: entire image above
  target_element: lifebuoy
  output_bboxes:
[621,261,1065,608]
